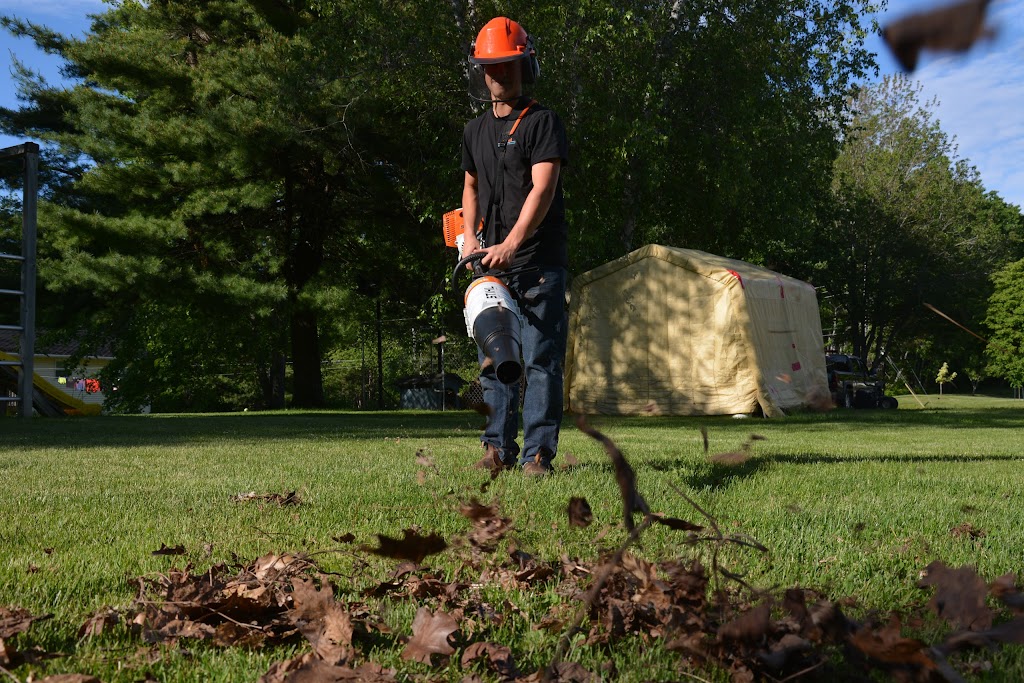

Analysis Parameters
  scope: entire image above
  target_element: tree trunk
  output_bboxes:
[257,352,287,409]
[290,307,324,407]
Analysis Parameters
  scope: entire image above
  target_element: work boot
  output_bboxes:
[522,452,553,477]
[474,443,513,473]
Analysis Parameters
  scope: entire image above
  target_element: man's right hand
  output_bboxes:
[463,236,482,268]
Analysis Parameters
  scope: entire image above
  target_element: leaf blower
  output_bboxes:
[443,209,523,385]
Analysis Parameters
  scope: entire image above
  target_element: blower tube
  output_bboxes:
[455,254,523,385]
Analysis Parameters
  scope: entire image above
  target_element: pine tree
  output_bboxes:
[1,0,463,409]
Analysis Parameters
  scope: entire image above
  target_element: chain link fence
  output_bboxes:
[340,317,481,410]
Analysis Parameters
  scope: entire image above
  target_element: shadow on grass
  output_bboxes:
[677,451,1024,492]
[4,411,485,449]
[6,403,1023,450]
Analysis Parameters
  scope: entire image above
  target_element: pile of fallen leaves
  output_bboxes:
[5,421,1024,682]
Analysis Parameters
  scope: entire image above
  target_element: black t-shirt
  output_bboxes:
[461,97,569,269]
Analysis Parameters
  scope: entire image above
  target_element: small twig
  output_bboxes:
[253,526,301,540]
[195,607,266,631]
[775,659,826,683]
[0,665,22,683]
[678,671,714,683]
[544,515,654,682]
[669,483,768,593]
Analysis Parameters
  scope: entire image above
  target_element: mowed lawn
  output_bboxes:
[2,395,1024,681]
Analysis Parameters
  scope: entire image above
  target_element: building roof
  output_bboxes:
[0,330,114,359]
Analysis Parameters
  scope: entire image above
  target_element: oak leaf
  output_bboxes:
[919,561,993,631]
[0,607,50,639]
[401,607,458,664]
[882,0,995,72]
[848,615,934,670]
[461,641,517,678]
[718,603,771,643]
[575,416,649,530]
[289,578,353,666]
[567,497,593,528]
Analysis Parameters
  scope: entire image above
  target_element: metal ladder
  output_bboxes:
[1,142,39,419]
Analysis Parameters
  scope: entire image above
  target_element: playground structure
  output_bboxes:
[1,142,38,418]
[0,335,108,416]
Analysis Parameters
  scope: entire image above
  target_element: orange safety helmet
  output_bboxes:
[469,17,540,83]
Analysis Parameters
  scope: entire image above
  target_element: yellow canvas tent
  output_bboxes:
[565,244,828,417]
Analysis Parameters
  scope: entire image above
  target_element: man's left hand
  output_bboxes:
[480,243,517,270]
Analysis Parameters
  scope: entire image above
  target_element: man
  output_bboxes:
[461,16,570,476]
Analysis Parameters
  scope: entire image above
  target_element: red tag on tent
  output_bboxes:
[726,269,744,288]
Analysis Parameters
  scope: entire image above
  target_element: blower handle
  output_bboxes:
[452,252,486,290]
[451,252,540,291]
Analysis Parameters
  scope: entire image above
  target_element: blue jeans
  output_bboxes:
[478,267,568,467]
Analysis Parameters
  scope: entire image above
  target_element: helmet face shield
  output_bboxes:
[467,55,537,102]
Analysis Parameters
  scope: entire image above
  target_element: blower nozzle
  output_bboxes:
[455,254,523,386]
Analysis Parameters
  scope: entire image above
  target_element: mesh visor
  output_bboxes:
[467,55,532,102]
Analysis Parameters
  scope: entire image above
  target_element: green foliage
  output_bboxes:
[935,362,957,385]
[1,0,466,410]
[814,76,1023,368]
[985,258,1024,389]
[935,361,957,396]
[9,0,1019,412]
[512,0,879,271]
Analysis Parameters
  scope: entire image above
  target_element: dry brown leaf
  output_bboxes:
[259,653,396,683]
[575,415,649,530]
[0,606,50,639]
[711,451,749,466]
[78,608,120,639]
[567,497,593,528]
[459,499,512,552]
[213,621,267,648]
[804,386,834,412]
[252,553,304,582]
[401,607,458,664]
[882,0,995,72]
[990,573,1024,611]
[546,661,598,682]
[951,522,986,539]
[919,561,993,631]
[940,616,1024,653]
[757,633,812,671]
[36,676,102,683]
[848,615,935,670]
[459,498,498,522]
[289,577,353,666]
[650,513,703,532]
[415,448,435,469]
[232,490,301,506]
[718,603,771,643]
[461,641,517,677]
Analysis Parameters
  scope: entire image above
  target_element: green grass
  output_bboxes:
[2,395,1024,681]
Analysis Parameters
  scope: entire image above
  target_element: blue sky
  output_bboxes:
[1,0,1022,208]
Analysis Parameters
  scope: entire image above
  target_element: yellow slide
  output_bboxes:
[0,350,101,416]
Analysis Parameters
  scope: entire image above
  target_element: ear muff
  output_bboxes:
[521,36,540,84]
